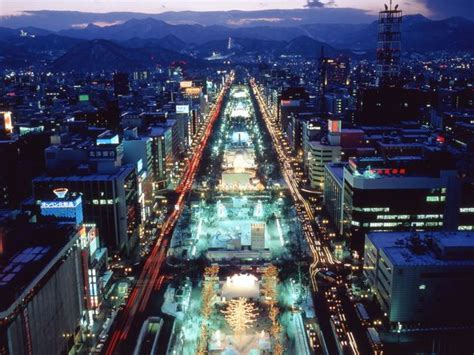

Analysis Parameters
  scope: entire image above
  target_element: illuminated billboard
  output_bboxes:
[180,81,193,89]
[40,195,84,224]
[0,111,13,134]
[329,119,342,134]
[280,100,300,107]
[97,134,119,145]
[176,104,190,114]
[184,87,202,97]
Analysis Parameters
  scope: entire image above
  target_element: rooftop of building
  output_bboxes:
[148,125,171,136]
[33,164,134,182]
[0,222,79,315]
[367,231,474,267]
[346,148,455,178]
[325,163,345,183]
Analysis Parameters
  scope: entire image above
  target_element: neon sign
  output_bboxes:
[53,187,68,199]
[371,168,407,176]
[41,200,80,209]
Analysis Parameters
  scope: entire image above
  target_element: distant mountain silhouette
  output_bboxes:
[0,9,378,31]
[49,15,474,52]
[302,15,474,52]
[51,39,192,72]
[0,14,472,70]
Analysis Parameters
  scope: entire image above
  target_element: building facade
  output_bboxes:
[364,231,474,331]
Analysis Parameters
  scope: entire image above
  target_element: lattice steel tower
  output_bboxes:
[376,1,402,86]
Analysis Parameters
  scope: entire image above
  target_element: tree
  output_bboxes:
[222,298,259,339]
[197,265,220,353]
[262,264,278,304]
[273,342,284,355]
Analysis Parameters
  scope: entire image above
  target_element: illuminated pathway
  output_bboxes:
[251,79,361,355]
[105,73,234,355]
[250,78,332,289]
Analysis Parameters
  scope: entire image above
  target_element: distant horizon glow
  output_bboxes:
[0,0,432,18]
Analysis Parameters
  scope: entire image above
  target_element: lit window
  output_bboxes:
[426,196,440,202]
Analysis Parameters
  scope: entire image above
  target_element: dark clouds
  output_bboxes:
[420,0,474,20]
[305,0,335,8]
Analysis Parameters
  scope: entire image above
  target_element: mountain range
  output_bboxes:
[0,13,472,72]
[0,9,378,30]
[3,14,470,51]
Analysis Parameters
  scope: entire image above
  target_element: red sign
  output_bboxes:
[372,168,406,175]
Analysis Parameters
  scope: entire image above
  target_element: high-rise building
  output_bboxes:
[113,72,130,97]
[279,87,309,131]
[122,128,154,218]
[302,119,323,167]
[34,141,141,254]
[0,131,50,209]
[355,87,426,126]
[342,152,457,251]
[364,231,474,335]
[34,189,109,321]
[0,223,85,354]
[376,1,402,86]
[323,163,345,234]
[148,125,174,190]
[324,89,352,118]
[319,54,350,90]
[306,141,341,190]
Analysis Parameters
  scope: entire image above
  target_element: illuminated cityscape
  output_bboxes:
[0,2,473,355]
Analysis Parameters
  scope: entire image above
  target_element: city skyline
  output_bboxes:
[0,1,473,354]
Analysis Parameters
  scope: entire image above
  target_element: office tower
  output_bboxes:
[174,103,192,149]
[279,87,309,132]
[376,1,402,86]
[342,151,457,251]
[323,163,345,234]
[33,167,140,254]
[113,72,130,97]
[0,224,85,354]
[364,231,474,334]
[457,179,474,231]
[302,119,323,166]
[324,89,352,118]
[148,125,174,190]
[34,142,141,254]
[355,87,426,126]
[306,141,341,190]
[319,54,350,91]
[122,128,154,219]
[0,131,50,209]
[35,189,108,320]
